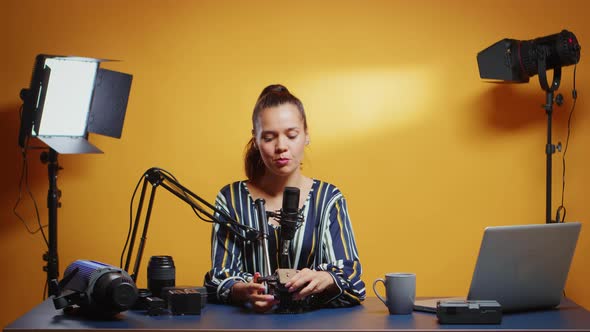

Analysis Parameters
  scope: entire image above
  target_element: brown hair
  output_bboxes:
[244,84,307,181]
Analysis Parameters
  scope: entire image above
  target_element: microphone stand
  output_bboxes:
[254,199,272,278]
[256,192,306,314]
[263,210,294,269]
[123,168,260,283]
[280,238,291,269]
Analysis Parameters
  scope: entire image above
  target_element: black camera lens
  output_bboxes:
[147,255,175,298]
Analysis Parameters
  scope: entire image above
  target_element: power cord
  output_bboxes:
[14,105,53,299]
[13,106,48,243]
[119,172,145,268]
[13,146,47,240]
[555,63,578,223]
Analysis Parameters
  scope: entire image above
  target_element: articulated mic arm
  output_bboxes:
[123,167,260,282]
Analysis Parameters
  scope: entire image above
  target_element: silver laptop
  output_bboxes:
[414,222,581,313]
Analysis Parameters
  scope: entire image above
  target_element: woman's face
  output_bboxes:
[255,103,308,178]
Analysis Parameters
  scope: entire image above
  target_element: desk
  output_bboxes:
[4,297,590,332]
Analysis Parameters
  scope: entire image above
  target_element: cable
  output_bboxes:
[120,172,145,268]
[15,105,53,298]
[13,146,46,237]
[556,63,578,223]
[156,168,215,223]
[13,105,48,245]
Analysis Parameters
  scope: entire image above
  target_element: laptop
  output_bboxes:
[414,222,581,313]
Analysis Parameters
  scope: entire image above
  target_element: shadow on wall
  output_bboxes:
[0,105,48,234]
[471,82,582,135]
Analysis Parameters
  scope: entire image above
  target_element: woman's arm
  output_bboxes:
[204,190,253,303]
[315,195,366,307]
[282,191,365,307]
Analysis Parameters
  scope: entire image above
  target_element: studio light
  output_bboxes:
[17,54,133,296]
[19,54,132,154]
[477,30,580,87]
[476,31,581,224]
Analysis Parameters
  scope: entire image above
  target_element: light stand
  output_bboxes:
[18,54,133,296]
[477,30,580,224]
[43,148,61,296]
[537,48,563,224]
[123,168,260,283]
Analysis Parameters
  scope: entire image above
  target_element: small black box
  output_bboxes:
[437,300,502,324]
[162,286,207,308]
[145,297,167,316]
[166,288,203,315]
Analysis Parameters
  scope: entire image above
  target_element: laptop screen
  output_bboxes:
[467,222,581,312]
[414,222,581,313]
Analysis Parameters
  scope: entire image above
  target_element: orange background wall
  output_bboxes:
[1,0,589,327]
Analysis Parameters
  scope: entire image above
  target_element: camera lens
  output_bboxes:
[147,255,175,298]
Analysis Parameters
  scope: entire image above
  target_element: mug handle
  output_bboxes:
[372,278,387,305]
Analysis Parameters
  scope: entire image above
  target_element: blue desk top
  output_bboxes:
[5,297,590,331]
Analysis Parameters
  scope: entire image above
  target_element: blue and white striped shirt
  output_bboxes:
[204,180,366,307]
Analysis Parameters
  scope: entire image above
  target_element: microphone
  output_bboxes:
[278,187,303,268]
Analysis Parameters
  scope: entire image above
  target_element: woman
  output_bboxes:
[204,84,365,312]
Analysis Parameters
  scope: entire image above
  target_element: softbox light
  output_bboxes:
[19,54,132,154]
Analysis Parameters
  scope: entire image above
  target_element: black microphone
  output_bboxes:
[278,187,303,268]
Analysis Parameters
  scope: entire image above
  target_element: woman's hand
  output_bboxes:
[284,268,339,301]
[230,274,278,313]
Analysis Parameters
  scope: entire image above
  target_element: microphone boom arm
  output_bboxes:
[123,168,260,282]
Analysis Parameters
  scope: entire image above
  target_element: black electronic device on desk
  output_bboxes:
[436,300,502,324]
[52,260,138,317]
